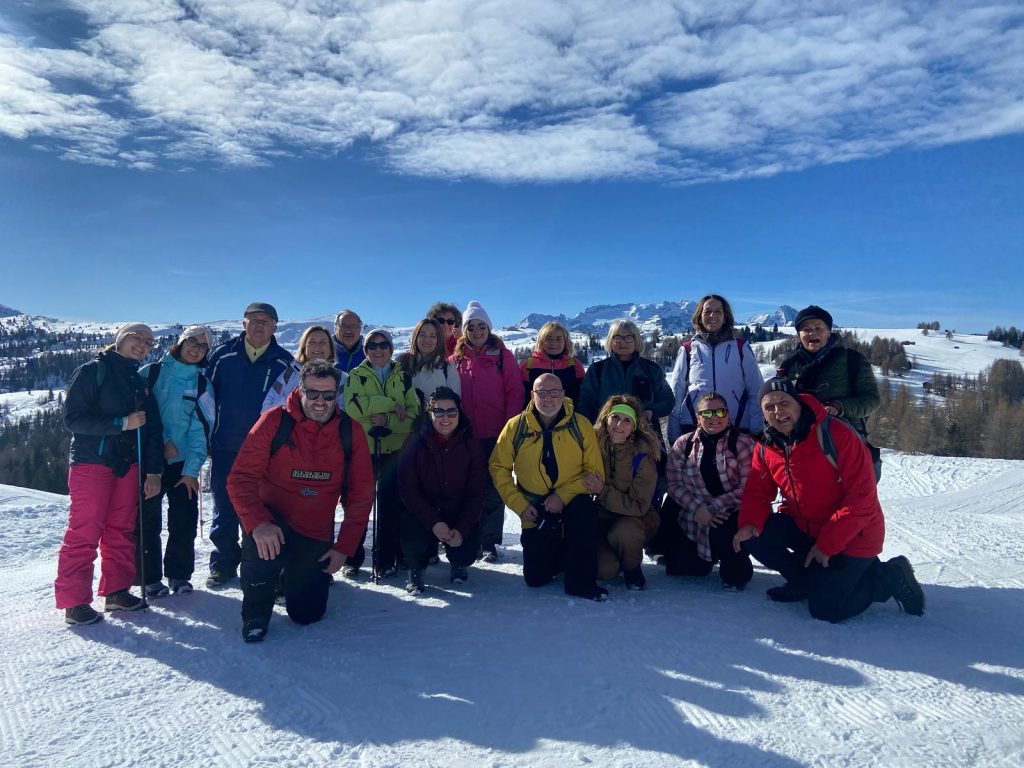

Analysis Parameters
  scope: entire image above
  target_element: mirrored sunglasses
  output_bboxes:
[698,407,728,418]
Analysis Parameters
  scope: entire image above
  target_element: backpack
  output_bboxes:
[510,410,585,458]
[269,408,354,503]
[146,361,212,446]
[757,413,840,473]
[678,338,749,426]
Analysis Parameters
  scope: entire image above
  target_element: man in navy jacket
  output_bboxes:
[204,302,297,587]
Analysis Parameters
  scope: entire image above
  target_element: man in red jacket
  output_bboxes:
[228,361,374,642]
[733,378,924,623]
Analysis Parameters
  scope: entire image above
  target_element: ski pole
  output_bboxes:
[136,426,149,609]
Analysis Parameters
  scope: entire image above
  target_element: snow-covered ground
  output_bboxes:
[2,451,1023,767]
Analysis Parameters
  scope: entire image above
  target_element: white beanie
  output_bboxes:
[364,328,394,349]
[462,301,492,331]
[178,325,214,349]
[115,322,154,349]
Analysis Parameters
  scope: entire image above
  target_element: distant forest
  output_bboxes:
[1,323,1023,494]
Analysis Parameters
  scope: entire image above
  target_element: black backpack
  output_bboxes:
[269,408,354,503]
[146,361,212,447]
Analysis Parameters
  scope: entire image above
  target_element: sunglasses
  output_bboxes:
[365,341,391,351]
[302,389,338,401]
[432,316,457,326]
[430,407,459,418]
[697,408,728,418]
[466,323,489,333]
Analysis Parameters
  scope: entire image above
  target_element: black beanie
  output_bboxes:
[794,305,833,331]
[759,377,799,403]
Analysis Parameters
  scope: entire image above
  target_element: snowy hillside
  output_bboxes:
[2,451,1023,766]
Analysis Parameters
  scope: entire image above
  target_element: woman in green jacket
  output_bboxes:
[342,329,420,579]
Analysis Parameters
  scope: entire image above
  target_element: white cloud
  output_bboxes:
[0,0,1020,181]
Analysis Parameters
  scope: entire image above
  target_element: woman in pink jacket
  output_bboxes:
[450,301,521,562]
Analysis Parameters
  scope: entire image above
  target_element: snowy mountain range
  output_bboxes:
[515,300,799,336]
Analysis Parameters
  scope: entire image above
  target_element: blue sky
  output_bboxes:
[1,1,1021,333]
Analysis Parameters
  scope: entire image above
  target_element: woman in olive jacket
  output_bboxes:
[583,395,661,591]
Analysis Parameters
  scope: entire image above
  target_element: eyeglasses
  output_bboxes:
[365,341,391,351]
[433,316,457,326]
[302,389,338,401]
[430,407,459,418]
[338,323,361,332]
[612,334,635,344]
[183,338,209,351]
[533,388,564,399]
[698,408,728,418]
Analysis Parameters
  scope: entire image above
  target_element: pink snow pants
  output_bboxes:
[54,463,139,609]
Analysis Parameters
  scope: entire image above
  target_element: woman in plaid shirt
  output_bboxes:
[664,391,755,590]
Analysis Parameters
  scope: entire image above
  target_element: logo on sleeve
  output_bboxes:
[292,469,333,482]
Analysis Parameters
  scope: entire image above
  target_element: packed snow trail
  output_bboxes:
[1,453,1022,767]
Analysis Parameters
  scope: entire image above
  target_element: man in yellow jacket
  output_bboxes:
[490,373,608,601]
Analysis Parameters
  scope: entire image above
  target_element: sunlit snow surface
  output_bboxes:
[2,450,1023,767]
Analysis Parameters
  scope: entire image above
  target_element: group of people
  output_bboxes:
[54,295,925,642]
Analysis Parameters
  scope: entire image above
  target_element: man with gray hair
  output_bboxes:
[333,309,365,373]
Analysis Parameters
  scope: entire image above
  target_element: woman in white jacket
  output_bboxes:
[667,294,765,443]
[398,318,461,417]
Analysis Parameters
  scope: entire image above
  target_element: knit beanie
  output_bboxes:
[364,328,394,349]
[178,325,214,348]
[462,301,492,331]
[759,377,800,403]
[115,322,154,349]
[794,305,833,331]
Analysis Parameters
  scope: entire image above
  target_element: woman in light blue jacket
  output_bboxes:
[667,295,764,443]
[137,325,216,596]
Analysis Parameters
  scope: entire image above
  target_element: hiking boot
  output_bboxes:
[65,604,104,625]
[885,556,925,616]
[406,569,425,595]
[340,565,360,580]
[104,589,146,612]
[205,570,235,589]
[169,579,193,595]
[379,564,401,579]
[144,582,170,599]
[481,545,500,564]
[766,582,809,603]
[242,621,268,643]
[624,567,646,591]
[450,564,469,585]
[568,585,609,602]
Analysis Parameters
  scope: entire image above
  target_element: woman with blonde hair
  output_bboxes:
[577,319,674,447]
[583,394,661,590]
[296,325,336,366]
[519,321,585,406]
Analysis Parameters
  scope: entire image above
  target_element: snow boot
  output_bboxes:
[145,582,170,599]
[885,556,925,616]
[242,621,268,643]
[406,569,425,595]
[104,589,145,612]
[450,564,469,585]
[65,604,104,625]
[169,579,193,594]
[766,582,809,603]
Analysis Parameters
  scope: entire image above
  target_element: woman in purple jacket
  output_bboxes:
[398,387,486,594]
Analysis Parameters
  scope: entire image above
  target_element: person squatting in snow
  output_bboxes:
[228,360,375,643]
[733,378,925,622]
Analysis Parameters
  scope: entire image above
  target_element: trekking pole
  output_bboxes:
[367,426,391,585]
[136,427,149,609]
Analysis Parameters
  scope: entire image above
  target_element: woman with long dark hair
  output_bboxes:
[398,387,484,594]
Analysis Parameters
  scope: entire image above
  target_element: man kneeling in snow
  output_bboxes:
[228,361,374,642]
[733,378,924,623]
